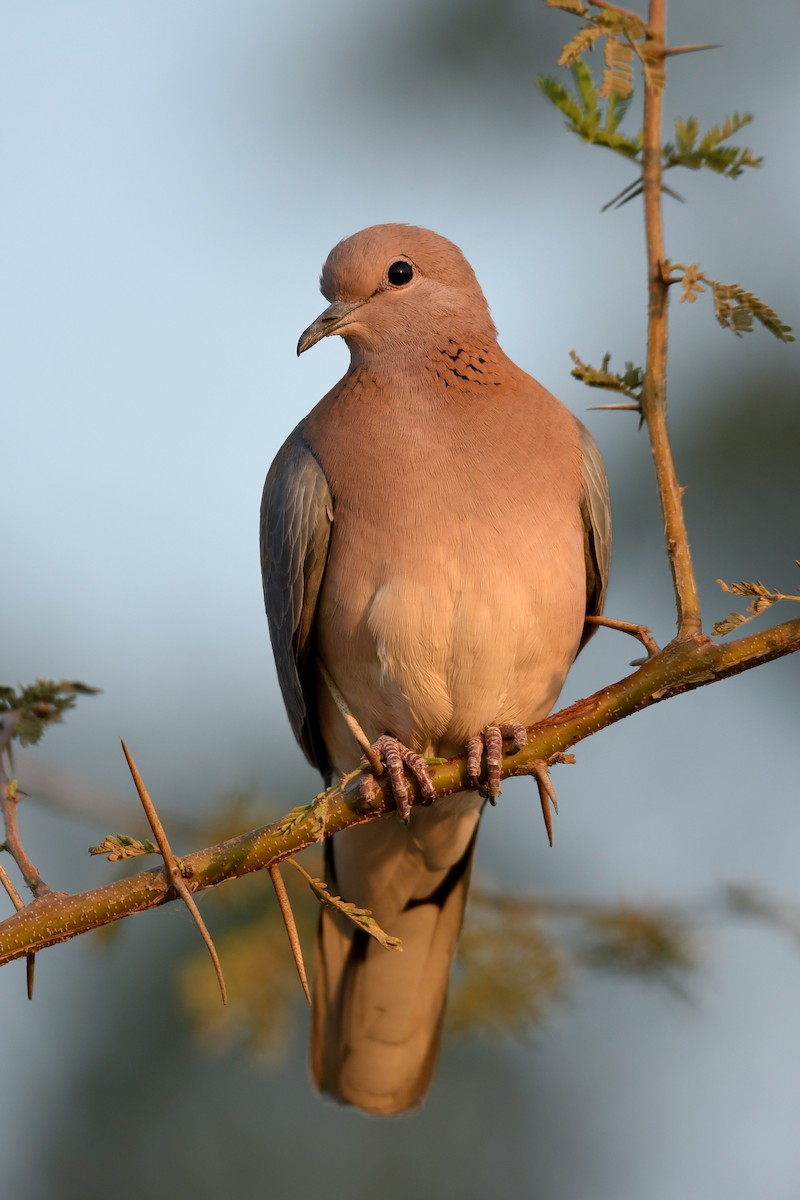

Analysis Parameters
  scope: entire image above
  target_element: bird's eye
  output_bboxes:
[387,260,414,287]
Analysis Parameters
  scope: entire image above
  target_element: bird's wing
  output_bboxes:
[260,430,333,774]
[577,424,612,644]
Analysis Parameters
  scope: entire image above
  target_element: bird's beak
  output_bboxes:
[297,298,366,356]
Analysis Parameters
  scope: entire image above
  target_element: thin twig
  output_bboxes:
[1,717,44,997]
[0,784,49,897]
[120,739,228,1006]
[588,402,642,412]
[0,862,24,910]
[585,614,660,656]
[0,719,50,899]
[2,633,800,964]
[316,657,384,776]
[269,864,311,1005]
[640,0,702,638]
[0,861,35,998]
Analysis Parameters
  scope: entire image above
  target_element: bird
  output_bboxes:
[260,224,611,1115]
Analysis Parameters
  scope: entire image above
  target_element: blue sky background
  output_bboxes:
[2,2,799,1197]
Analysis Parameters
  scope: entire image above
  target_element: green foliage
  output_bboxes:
[578,907,697,993]
[540,19,762,189]
[547,0,663,92]
[602,31,635,100]
[0,679,99,747]
[570,350,644,400]
[673,263,794,341]
[537,62,642,160]
[662,112,763,178]
[558,19,610,69]
[539,20,793,344]
[88,833,159,861]
[273,788,333,839]
[712,574,800,638]
[539,70,762,183]
[709,282,793,341]
[289,858,403,950]
[725,884,800,940]
[449,893,566,1037]
[176,870,704,1058]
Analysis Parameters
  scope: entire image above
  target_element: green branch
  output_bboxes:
[2,616,799,967]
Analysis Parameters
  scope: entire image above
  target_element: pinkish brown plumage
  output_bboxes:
[261,224,611,1114]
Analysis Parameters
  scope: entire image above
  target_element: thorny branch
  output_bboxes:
[2,615,799,967]
[0,717,50,900]
[1,0,797,981]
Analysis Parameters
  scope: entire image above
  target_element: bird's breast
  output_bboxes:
[314,488,586,770]
[304,363,588,771]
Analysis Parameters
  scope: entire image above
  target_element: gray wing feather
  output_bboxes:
[577,424,612,645]
[260,431,333,773]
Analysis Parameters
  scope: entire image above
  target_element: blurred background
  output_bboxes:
[2,0,799,1196]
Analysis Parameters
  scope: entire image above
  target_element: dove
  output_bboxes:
[260,224,610,1114]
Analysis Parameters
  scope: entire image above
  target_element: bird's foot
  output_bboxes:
[467,723,528,804]
[360,735,437,822]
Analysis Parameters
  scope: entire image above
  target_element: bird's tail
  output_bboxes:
[310,809,480,1115]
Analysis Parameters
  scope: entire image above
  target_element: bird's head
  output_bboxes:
[297,224,496,361]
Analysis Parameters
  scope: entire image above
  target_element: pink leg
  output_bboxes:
[466,723,528,803]
[362,735,436,822]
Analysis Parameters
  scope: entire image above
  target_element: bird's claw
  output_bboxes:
[360,734,436,822]
[467,723,528,803]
